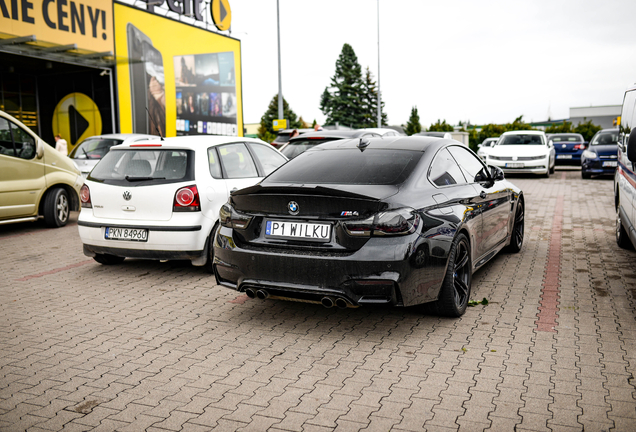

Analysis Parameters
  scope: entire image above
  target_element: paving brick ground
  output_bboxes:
[1,169,636,431]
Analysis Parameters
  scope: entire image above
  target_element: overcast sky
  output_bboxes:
[228,0,636,128]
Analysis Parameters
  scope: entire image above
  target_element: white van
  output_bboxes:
[615,85,636,248]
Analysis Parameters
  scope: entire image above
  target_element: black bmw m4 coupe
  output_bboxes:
[213,136,524,317]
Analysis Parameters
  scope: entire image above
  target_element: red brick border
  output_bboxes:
[15,259,93,281]
[536,195,563,332]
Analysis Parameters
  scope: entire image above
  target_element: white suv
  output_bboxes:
[78,135,287,270]
[614,85,636,249]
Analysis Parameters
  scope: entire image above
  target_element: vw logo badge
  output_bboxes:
[288,201,299,215]
[512,156,518,161]
[123,191,132,201]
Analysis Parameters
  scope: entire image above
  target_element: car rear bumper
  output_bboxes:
[581,160,617,176]
[83,244,206,261]
[213,226,446,308]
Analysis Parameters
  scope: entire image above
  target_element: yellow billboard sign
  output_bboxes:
[273,119,286,131]
[114,3,243,138]
[0,0,114,52]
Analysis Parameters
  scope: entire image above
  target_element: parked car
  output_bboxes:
[486,130,555,177]
[69,134,158,178]
[357,127,403,136]
[548,133,586,165]
[279,130,381,159]
[0,110,83,227]
[615,84,636,249]
[477,137,499,160]
[581,128,619,179]
[78,136,287,269]
[270,128,314,148]
[213,136,524,317]
[415,131,453,139]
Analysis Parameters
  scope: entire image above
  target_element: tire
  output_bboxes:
[582,171,591,179]
[431,233,472,317]
[616,207,633,250]
[506,200,524,253]
[94,254,126,265]
[543,167,551,178]
[549,164,555,174]
[204,224,218,273]
[43,188,70,227]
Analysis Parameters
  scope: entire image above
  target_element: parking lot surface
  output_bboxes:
[1,170,636,432]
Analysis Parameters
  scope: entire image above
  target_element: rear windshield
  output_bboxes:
[266,149,422,185]
[272,133,291,144]
[69,138,122,160]
[590,131,619,145]
[499,134,544,145]
[550,134,584,142]
[280,138,335,159]
[88,149,195,186]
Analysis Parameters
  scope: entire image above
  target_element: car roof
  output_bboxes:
[304,135,454,153]
[597,128,619,133]
[277,128,314,134]
[288,130,380,141]
[112,135,271,150]
[357,127,402,136]
[81,133,159,142]
[501,130,545,135]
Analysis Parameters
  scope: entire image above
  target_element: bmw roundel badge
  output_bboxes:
[288,201,299,215]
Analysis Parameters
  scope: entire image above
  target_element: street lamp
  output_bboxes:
[277,0,283,121]
[377,0,381,128]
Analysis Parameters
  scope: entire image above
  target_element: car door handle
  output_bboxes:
[480,191,487,199]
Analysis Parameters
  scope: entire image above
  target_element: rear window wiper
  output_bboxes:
[125,176,166,181]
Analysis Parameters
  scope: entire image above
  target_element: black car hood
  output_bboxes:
[589,144,618,156]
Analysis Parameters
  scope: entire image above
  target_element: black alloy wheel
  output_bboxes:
[506,200,524,253]
[93,253,126,265]
[44,188,70,227]
[434,233,472,317]
[616,206,633,250]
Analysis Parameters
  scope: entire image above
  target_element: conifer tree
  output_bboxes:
[258,95,301,142]
[360,67,388,127]
[320,43,366,128]
[405,106,422,136]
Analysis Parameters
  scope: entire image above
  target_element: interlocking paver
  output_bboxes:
[2,172,636,431]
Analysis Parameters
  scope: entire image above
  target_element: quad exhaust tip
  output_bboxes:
[321,297,334,308]
[244,288,256,299]
[335,298,349,309]
[256,289,269,300]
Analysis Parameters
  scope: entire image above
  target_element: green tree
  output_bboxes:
[320,43,366,128]
[360,67,388,127]
[545,121,573,134]
[405,106,422,136]
[429,119,454,132]
[258,95,301,142]
[573,119,602,142]
[505,115,534,132]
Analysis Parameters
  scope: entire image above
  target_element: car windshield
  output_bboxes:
[89,149,194,186]
[69,138,123,159]
[266,149,423,185]
[590,132,619,145]
[498,134,544,145]
[550,134,583,142]
[280,138,336,159]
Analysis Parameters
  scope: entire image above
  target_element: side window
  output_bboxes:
[208,147,222,178]
[447,146,488,183]
[10,122,36,159]
[218,143,258,179]
[0,118,15,156]
[620,90,636,140]
[428,148,466,187]
[248,143,287,176]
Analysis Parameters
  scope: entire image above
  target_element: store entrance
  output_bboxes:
[0,52,115,149]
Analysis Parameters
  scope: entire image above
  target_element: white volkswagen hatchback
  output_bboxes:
[486,130,555,177]
[78,136,287,270]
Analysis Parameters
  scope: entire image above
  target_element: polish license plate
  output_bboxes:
[265,220,331,241]
[105,227,148,242]
[557,154,572,159]
[505,163,524,168]
[603,161,618,167]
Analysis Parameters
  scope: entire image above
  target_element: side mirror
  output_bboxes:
[489,165,505,181]
[548,140,554,148]
[627,128,636,162]
[36,141,44,159]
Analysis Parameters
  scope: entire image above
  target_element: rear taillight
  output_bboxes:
[80,184,91,208]
[173,185,200,212]
[343,208,419,237]
[219,202,252,229]
[574,144,585,150]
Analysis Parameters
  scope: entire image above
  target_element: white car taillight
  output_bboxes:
[173,185,201,212]
[80,184,91,208]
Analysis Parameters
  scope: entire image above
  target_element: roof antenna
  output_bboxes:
[357,137,370,151]
[145,108,164,141]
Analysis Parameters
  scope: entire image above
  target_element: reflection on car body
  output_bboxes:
[213,136,524,317]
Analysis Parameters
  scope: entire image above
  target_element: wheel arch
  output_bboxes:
[38,183,80,216]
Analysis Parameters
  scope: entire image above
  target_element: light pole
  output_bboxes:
[377,0,381,127]
[277,0,283,121]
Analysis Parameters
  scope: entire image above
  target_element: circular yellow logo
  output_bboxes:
[52,93,103,149]
[211,0,232,31]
